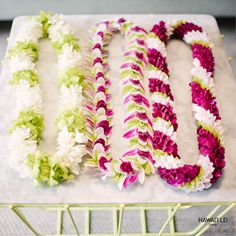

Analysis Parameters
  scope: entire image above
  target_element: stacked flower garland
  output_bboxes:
[8,12,87,186]
[147,21,225,192]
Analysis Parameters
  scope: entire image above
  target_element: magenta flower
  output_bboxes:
[93,43,102,50]
[123,174,138,188]
[99,156,110,170]
[190,82,220,119]
[148,78,173,100]
[120,161,134,174]
[121,62,143,76]
[96,100,107,112]
[158,164,201,186]
[97,120,112,135]
[97,31,104,39]
[147,49,169,74]
[118,18,126,24]
[197,127,225,183]
[124,94,150,107]
[95,72,104,80]
[152,103,178,130]
[174,22,203,39]
[151,21,168,44]
[152,131,179,157]
[192,44,214,74]
[94,138,106,147]
[97,86,105,93]
[131,25,147,34]
[93,57,103,66]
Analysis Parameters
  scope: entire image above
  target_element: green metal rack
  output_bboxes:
[0,202,235,236]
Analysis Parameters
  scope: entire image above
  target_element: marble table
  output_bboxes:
[0,15,236,204]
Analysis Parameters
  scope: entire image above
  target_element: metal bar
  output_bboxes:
[57,209,63,235]
[85,207,90,235]
[113,207,118,234]
[195,203,236,236]
[43,233,193,236]
[10,206,41,236]
[168,206,176,235]
[66,205,80,236]
[158,203,181,236]
[117,204,125,236]
[140,207,147,234]
[2,202,235,208]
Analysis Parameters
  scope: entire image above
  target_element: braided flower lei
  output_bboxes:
[7,12,87,186]
[87,19,155,189]
[147,21,225,192]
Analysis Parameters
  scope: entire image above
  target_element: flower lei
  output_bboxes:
[86,19,155,189]
[147,21,225,192]
[7,12,87,186]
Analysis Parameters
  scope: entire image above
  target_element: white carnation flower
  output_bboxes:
[75,130,87,144]
[147,69,169,84]
[16,18,43,43]
[8,53,35,73]
[153,118,176,141]
[15,80,43,113]
[9,127,37,177]
[59,85,83,110]
[147,37,166,57]
[150,93,174,106]
[184,30,212,47]
[191,63,214,88]
[192,104,217,126]
[154,154,184,169]
[48,14,73,42]
[58,44,81,71]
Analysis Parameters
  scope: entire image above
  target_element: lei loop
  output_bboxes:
[8,12,87,186]
[147,21,225,192]
[87,19,155,189]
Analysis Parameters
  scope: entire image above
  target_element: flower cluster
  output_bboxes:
[8,12,87,186]
[147,20,225,192]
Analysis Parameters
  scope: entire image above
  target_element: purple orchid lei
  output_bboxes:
[86,19,155,189]
[147,21,225,192]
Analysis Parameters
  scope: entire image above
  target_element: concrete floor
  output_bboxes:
[0,18,235,235]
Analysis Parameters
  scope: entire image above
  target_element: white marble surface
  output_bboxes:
[0,15,236,204]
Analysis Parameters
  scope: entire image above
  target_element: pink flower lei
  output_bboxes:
[147,21,225,192]
[86,19,155,189]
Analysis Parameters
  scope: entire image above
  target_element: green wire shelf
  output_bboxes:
[0,202,235,236]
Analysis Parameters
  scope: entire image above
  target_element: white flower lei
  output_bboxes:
[7,12,87,186]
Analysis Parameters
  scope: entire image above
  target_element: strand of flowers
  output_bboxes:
[147,21,225,192]
[7,12,87,186]
[86,19,155,189]
[85,20,114,179]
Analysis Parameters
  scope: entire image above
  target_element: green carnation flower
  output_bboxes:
[27,151,51,184]
[56,108,86,133]
[10,111,43,143]
[36,11,52,37]
[10,70,39,86]
[53,34,80,54]
[49,163,74,187]
[8,41,38,62]
[59,67,85,88]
